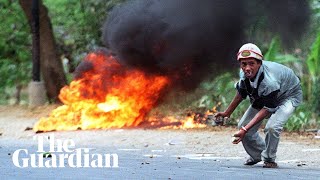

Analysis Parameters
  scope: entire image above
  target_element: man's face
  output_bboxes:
[240,58,261,79]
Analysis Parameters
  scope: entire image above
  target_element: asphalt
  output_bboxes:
[1,140,319,180]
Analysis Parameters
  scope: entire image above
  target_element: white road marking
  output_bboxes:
[143,154,163,157]
[118,148,141,151]
[278,159,300,163]
[172,154,243,160]
[151,150,166,152]
[302,149,320,152]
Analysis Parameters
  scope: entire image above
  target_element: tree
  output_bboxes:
[19,0,67,102]
[43,0,126,70]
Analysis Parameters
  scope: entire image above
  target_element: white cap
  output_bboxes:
[237,43,263,60]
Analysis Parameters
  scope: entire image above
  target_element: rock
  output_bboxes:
[25,127,33,131]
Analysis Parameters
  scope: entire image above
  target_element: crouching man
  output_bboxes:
[215,43,302,168]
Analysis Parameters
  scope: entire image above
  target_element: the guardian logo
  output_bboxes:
[12,134,119,168]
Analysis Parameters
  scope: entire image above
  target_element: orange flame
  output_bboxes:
[179,115,207,129]
[33,52,170,132]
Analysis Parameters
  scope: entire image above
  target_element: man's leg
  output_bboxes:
[238,105,266,162]
[262,100,295,163]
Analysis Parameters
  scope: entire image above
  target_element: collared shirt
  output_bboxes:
[236,60,302,113]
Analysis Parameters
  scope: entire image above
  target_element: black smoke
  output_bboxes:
[102,0,310,90]
[262,0,310,45]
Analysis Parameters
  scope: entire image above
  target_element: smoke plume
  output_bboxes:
[102,0,310,90]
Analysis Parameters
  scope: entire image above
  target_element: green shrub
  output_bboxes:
[307,31,320,117]
[311,77,320,116]
[285,104,312,131]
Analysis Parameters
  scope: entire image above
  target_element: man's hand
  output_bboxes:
[214,111,230,118]
[232,129,246,144]
[231,108,270,144]
[212,93,243,125]
[213,112,230,125]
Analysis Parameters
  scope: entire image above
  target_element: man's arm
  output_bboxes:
[215,92,243,118]
[233,108,271,144]
[224,92,243,116]
[243,108,270,131]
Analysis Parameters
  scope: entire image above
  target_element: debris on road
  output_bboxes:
[297,162,307,167]
[42,152,52,158]
[24,127,33,131]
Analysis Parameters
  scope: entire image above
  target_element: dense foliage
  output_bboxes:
[0,1,32,103]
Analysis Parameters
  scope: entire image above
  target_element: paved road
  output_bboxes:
[1,139,319,180]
